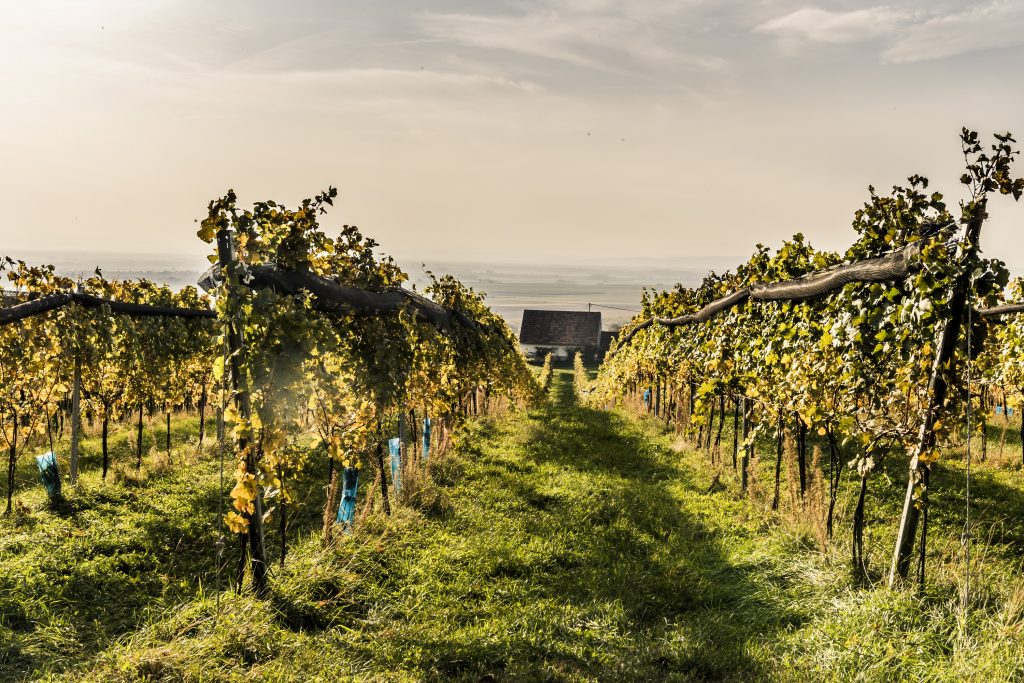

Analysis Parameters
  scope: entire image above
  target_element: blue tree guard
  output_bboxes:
[389,437,402,493]
[335,466,358,533]
[422,417,432,461]
[36,451,61,500]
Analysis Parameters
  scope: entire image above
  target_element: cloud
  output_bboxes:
[883,1,1024,62]
[754,6,914,45]
[755,2,1024,63]
[417,2,730,78]
[420,12,628,72]
[59,57,543,115]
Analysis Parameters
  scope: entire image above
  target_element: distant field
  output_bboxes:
[31,250,728,332]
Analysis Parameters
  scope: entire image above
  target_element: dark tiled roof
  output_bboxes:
[519,310,601,346]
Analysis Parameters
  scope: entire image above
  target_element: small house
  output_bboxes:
[519,310,601,363]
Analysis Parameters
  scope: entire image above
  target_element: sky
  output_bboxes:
[1,1,1023,271]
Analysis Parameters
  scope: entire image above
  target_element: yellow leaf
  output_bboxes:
[225,511,249,533]
[197,218,218,243]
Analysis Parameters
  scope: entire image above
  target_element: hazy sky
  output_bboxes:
[2,1,1022,270]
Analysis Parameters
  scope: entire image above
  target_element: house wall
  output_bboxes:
[521,344,597,363]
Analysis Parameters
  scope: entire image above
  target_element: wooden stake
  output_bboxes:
[772,412,783,511]
[69,351,82,484]
[741,397,750,492]
[375,419,391,516]
[217,228,270,598]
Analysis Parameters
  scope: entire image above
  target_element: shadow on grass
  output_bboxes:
[379,371,804,681]
[4,375,815,681]
[927,451,1024,563]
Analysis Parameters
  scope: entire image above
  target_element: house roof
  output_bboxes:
[519,310,601,346]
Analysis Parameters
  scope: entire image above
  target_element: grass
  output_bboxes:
[1,373,1024,680]
[0,415,225,677]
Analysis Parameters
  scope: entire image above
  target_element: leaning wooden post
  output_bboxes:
[889,201,986,586]
[216,228,270,598]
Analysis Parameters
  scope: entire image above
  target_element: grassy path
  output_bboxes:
[301,369,803,680]
[110,369,804,682]
[8,370,1024,680]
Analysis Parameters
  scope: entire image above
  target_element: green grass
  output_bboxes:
[0,415,225,676]
[2,373,1024,681]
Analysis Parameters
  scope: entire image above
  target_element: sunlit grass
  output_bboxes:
[2,372,1023,681]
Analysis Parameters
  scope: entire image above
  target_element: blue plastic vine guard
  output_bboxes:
[35,451,61,500]
[335,466,358,533]
[389,437,402,493]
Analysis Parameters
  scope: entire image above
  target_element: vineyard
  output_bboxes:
[0,187,539,609]
[591,129,1024,591]
[2,130,1024,680]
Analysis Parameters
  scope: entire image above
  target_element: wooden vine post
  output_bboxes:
[889,200,986,586]
[375,417,392,516]
[216,228,270,597]
[732,396,739,469]
[68,284,85,484]
[198,384,207,448]
[69,361,81,482]
[771,412,783,511]
[399,409,408,500]
[740,396,749,491]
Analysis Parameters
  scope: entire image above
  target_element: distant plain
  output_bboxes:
[23,250,731,332]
